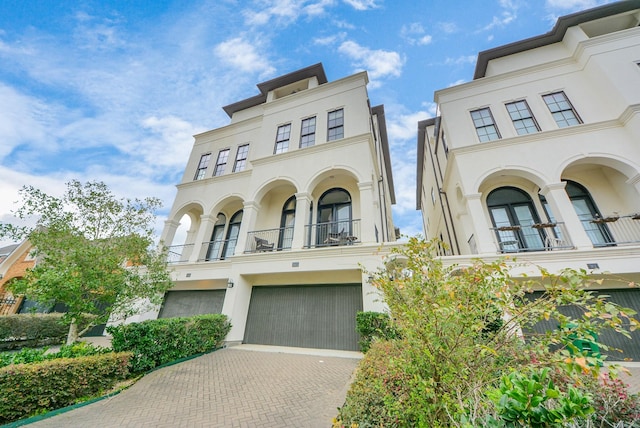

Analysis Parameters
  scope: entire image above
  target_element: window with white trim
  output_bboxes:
[506,100,540,135]
[194,153,211,180]
[213,149,230,176]
[274,124,291,154]
[470,108,500,142]
[233,144,249,172]
[542,92,582,128]
[300,116,316,148]
[327,109,344,141]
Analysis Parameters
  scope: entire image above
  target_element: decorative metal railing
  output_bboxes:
[245,227,294,253]
[590,214,640,247]
[304,219,361,248]
[491,221,574,253]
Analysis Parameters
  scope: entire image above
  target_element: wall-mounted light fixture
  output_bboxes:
[587,263,600,270]
[227,279,234,288]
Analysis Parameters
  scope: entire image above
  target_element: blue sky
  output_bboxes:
[0,0,618,245]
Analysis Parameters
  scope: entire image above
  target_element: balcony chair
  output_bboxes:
[325,229,346,245]
[255,236,274,252]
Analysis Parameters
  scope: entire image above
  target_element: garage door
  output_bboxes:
[527,289,640,361]
[243,284,363,351]
[158,290,226,318]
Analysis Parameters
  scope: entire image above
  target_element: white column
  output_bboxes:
[160,219,180,246]
[464,193,498,254]
[291,192,311,250]
[540,183,593,250]
[358,181,376,243]
[627,174,640,206]
[188,214,217,262]
[235,201,259,255]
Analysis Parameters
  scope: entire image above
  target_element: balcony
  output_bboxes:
[305,219,361,248]
[244,227,294,253]
[491,222,574,253]
[167,244,194,264]
[590,214,640,247]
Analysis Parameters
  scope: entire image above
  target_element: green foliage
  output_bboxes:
[0,180,174,344]
[0,352,132,424]
[0,313,97,350]
[0,341,110,368]
[355,311,400,352]
[337,237,640,427]
[107,314,231,373]
[486,367,593,427]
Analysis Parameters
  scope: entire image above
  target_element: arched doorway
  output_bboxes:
[317,188,352,245]
[278,196,295,250]
[206,213,226,261]
[487,187,544,252]
[565,180,614,246]
[222,210,243,258]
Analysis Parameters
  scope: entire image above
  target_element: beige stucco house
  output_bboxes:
[152,64,396,351]
[417,1,640,358]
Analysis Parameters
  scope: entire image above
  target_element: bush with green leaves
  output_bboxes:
[107,314,231,372]
[355,311,400,352]
[0,313,97,350]
[0,352,132,424]
[0,342,110,368]
[336,237,640,427]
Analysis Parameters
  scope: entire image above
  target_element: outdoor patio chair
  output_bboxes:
[255,236,274,251]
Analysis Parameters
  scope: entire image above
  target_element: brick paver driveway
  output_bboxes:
[27,346,361,428]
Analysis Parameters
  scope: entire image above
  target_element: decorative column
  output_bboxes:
[464,193,498,254]
[160,219,180,246]
[235,201,260,255]
[292,192,311,250]
[188,214,217,262]
[358,181,375,243]
[540,183,593,250]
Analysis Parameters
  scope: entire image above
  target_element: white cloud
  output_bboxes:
[243,0,335,26]
[545,0,611,10]
[481,0,519,31]
[0,85,49,160]
[400,23,433,46]
[342,0,380,10]
[313,32,347,46]
[437,22,458,34]
[444,55,476,66]
[214,37,276,77]
[387,108,436,142]
[338,40,404,85]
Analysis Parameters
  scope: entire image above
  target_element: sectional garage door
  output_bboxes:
[528,289,640,361]
[243,284,363,351]
[158,290,226,318]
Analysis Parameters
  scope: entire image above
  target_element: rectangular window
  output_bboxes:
[300,116,316,148]
[470,108,500,142]
[274,124,291,154]
[506,100,540,135]
[542,92,582,128]
[213,149,230,176]
[327,108,344,141]
[233,144,249,172]
[441,132,449,156]
[194,153,211,180]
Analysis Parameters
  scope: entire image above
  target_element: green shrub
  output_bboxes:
[0,342,110,369]
[355,311,400,353]
[107,314,231,373]
[0,352,132,424]
[0,313,97,350]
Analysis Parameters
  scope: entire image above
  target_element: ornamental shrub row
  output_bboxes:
[0,342,110,368]
[0,313,96,350]
[0,352,132,424]
[355,311,400,353]
[107,314,231,373]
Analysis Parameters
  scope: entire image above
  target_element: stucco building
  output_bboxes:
[155,64,396,351]
[417,1,640,358]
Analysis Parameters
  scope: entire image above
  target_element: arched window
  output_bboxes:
[317,188,352,245]
[565,180,613,246]
[206,213,227,261]
[487,187,544,252]
[279,196,296,250]
[222,210,243,258]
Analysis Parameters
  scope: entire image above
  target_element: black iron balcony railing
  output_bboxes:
[590,214,640,247]
[491,222,574,253]
[199,238,238,261]
[245,226,294,253]
[166,244,194,264]
[304,219,361,248]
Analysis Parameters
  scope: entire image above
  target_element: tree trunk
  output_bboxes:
[66,318,79,345]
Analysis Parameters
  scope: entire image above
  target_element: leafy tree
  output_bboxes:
[336,237,640,427]
[0,180,173,344]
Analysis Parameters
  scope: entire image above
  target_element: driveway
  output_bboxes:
[26,345,361,428]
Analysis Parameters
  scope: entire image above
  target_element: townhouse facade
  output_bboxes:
[155,64,396,351]
[417,1,640,358]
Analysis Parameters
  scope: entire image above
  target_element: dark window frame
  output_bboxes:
[505,100,540,135]
[470,107,501,142]
[213,149,230,176]
[327,108,344,141]
[194,153,211,180]
[233,144,250,172]
[274,124,291,154]
[542,91,582,128]
[300,116,316,148]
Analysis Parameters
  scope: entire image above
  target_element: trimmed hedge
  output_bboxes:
[107,314,231,373]
[0,313,97,350]
[355,311,400,353]
[0,352,132,424]
[0,342,110,368]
